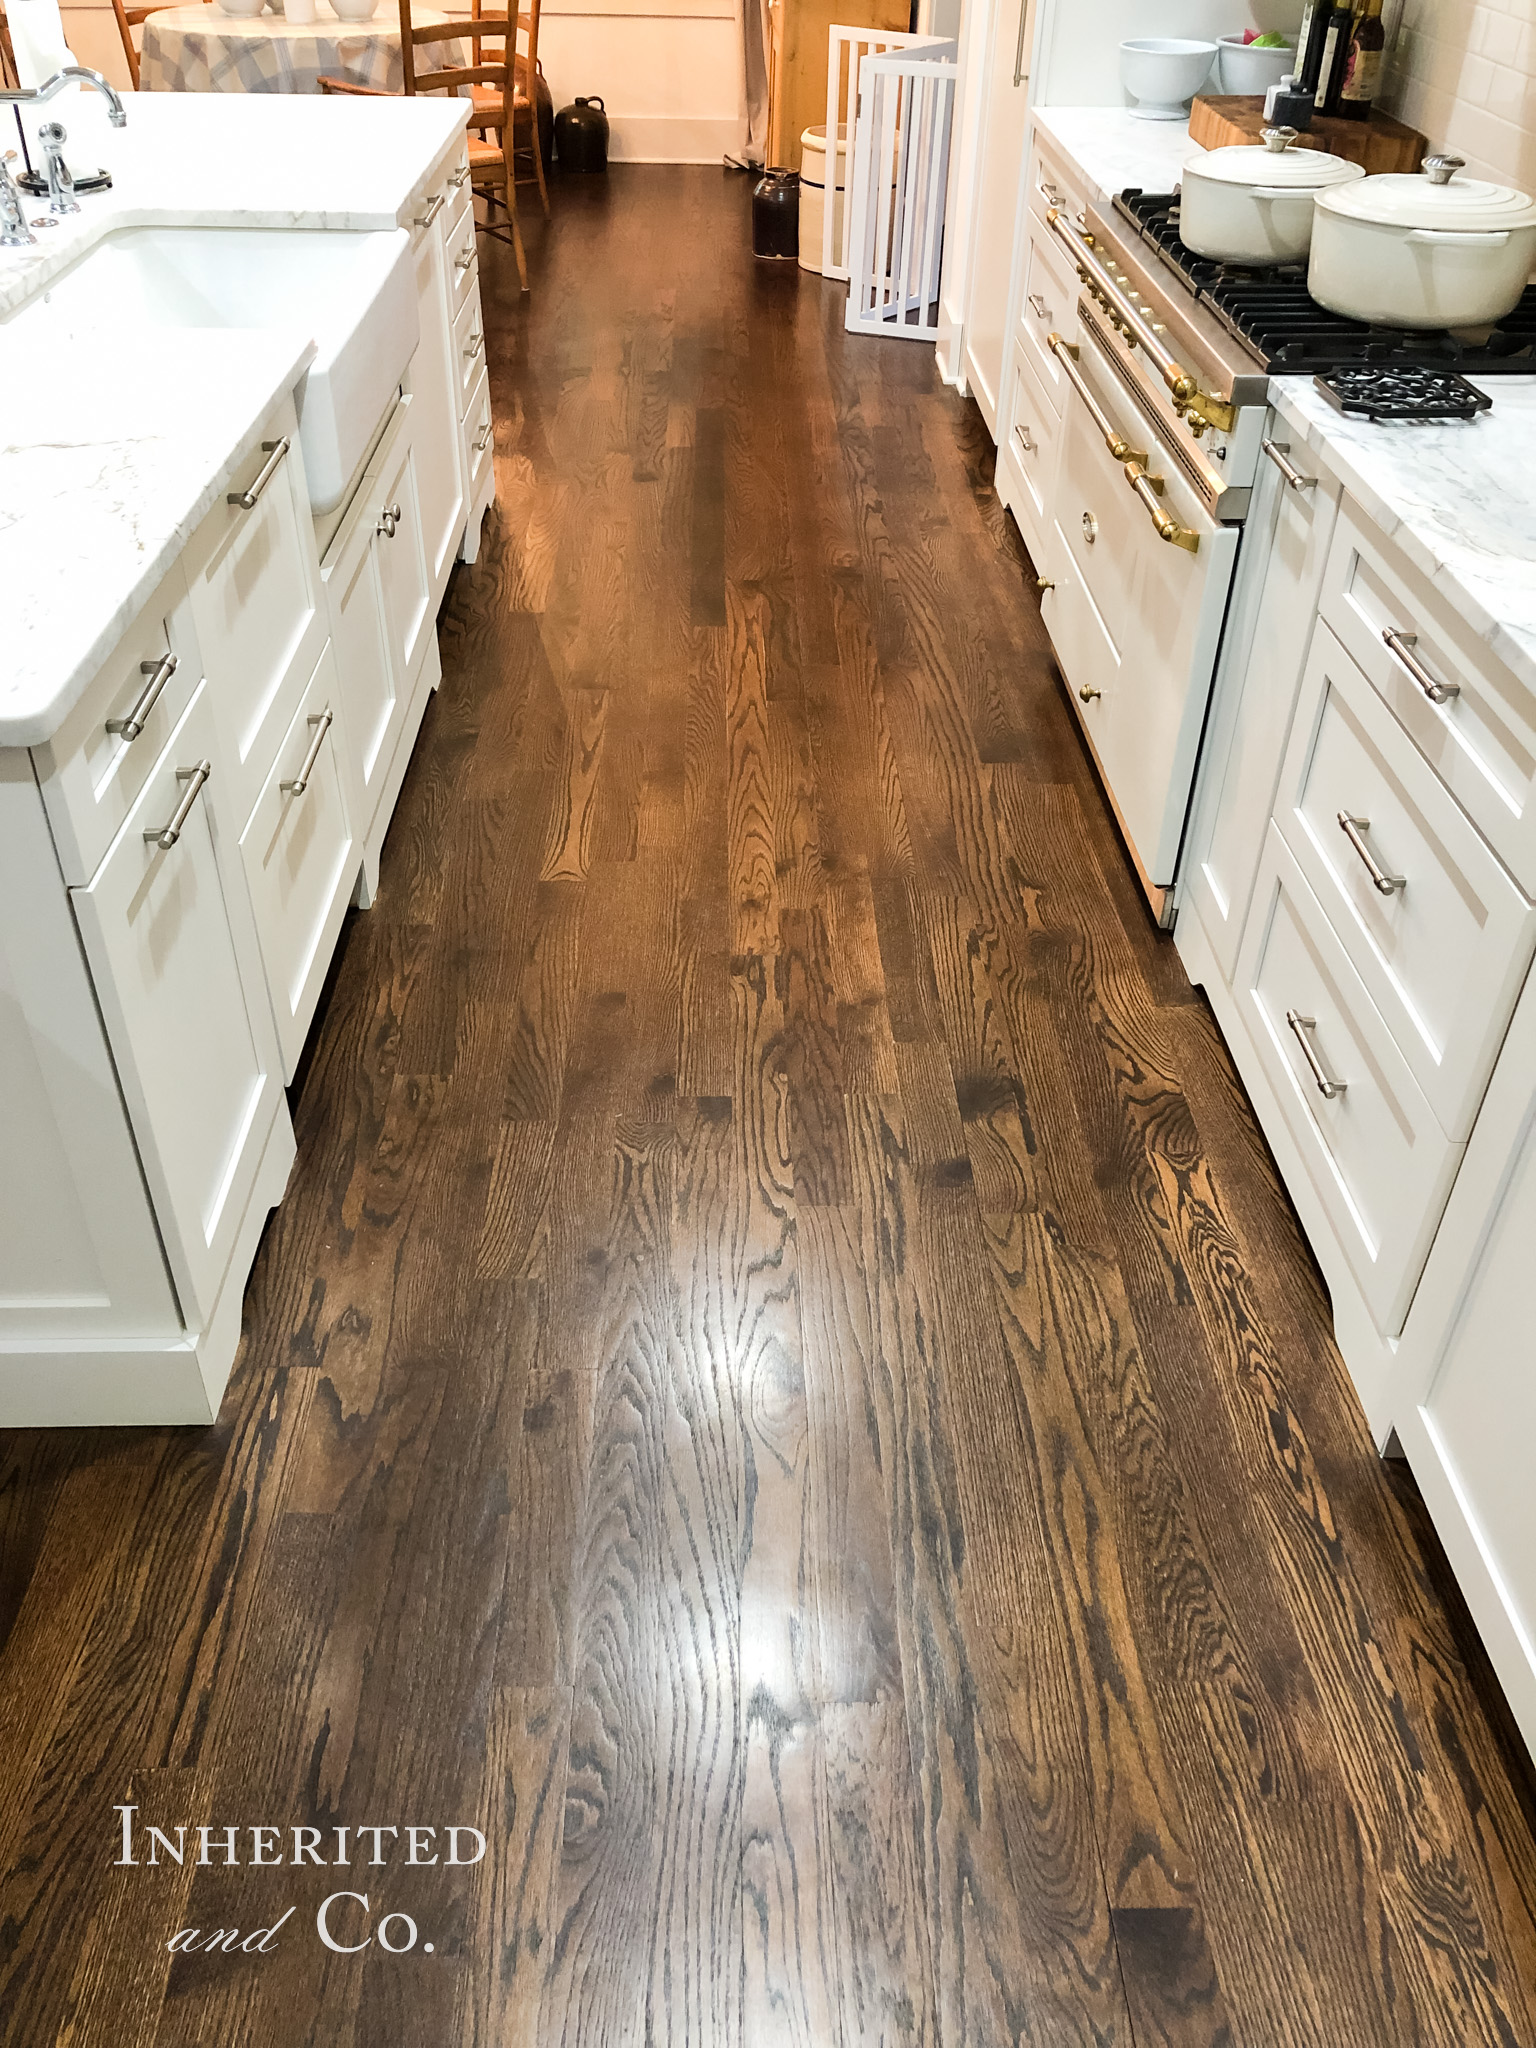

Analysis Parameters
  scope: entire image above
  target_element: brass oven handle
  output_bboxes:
[1047,332,1146,464]
[228,438,290,510]
[1124,461,1199,554]
[1383,628,1459,705]
[1262,438,1317,492]
[107,651,178,741]
[142,760,211,850]
[1337,812,1406,895]
[1046,208,1236,432]
[1285,1010,1347,1099]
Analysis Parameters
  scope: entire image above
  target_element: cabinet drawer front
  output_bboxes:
[465,365,494,516]
[1238,827,1463,1334]
[452,287,486,419]
[1006,351,1058,539]
[447,209,479,314]
[1277,622,1536,1139]
[1017,222,1078,412]
[1321,501,1536,894]
[186,396,326,827]
[376,416,433,687]
[1026,130,1088,233]
[32,565,200,886]
[71,683,282,1324]
[240,642,358,1079]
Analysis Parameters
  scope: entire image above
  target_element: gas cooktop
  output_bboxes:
[1113,189,1536,378]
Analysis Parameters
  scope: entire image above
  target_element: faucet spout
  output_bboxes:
[0,66,128,128]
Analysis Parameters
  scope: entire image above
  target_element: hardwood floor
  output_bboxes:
[3,166,1535,2047]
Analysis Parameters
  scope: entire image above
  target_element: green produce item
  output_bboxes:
[1253,30,1291,45]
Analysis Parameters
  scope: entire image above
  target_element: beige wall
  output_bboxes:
[1379,0,1536,190]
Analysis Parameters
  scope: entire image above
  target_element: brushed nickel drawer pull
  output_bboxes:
[1338,812,1406,895]
[454,241,475,272]
[1383,627,1459,704]
[1286,1010,1347,1099]
[475,421,493,452]
[1048,332,1147,465]
[448,164,470,188]
[1262,438,1317,491]
[107,651,178,740]
[415,191,446,229]
[377,502,402,539]
[1028,291,1048,317]
[464,330,484,360]
[281,708,334,797]
[228,438,290,510]
[143,760,210,849]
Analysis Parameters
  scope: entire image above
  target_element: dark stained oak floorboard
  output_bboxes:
[0,166,1530,2048]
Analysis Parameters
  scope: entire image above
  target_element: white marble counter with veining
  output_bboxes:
[1269,375,1536,696]
[1032,105,1205,206]
[0,91,469,747]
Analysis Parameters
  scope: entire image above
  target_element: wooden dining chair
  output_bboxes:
[0,0,20,91]
[319,0,538,292]
[465,0,547,226]
[108,0,209,90]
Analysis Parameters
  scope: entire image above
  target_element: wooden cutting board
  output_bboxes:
[1189,95,1428,175]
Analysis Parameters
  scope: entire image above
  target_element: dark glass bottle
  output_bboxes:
[1294,0,1330,96]
[1314,5,1356,114]
[1338,0,1385,122]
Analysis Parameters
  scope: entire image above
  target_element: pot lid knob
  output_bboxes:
[1261,125,1300,152]
[1423,153,1465,185]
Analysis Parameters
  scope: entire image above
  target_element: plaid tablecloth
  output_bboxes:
[139,3,466,95]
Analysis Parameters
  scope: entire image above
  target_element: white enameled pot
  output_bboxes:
[1309,155,1536,329]
[1180,128,1364,266]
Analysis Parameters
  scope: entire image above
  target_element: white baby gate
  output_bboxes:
[841,34,958,341]
[821,24,937,281]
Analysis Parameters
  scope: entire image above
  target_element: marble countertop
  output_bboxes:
[1269,376,1536,696]
[0,91,469,747]
[1031,105,1205,204]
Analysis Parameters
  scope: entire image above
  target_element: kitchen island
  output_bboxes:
[0,90,495,1425]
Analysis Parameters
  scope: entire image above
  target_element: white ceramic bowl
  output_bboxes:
[1217,35,1296,96]
[1120,39,1217,122]
[330,0,381,18]
[216,0,267,17]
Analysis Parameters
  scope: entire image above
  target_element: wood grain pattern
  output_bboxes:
[0,166,1531,2048]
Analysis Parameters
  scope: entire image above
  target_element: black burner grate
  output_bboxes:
[1316,365,1495,421]
[1113,189,1536,377]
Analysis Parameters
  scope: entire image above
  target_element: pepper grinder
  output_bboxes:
[39,120,79,216]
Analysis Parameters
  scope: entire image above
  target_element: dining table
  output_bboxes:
[137,2,469,96]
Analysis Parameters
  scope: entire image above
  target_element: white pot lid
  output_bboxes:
[1317,155,1536,231]
[1186,130,1365,191]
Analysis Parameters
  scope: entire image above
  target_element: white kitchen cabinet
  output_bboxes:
[1391,963,1536,1757]
[238,644,359,1081]
[1185,427,1342,982]
[184,397,329,828]
[1275,623,1536,1142]
[70,683,288,1331]
[960,0,1037,432]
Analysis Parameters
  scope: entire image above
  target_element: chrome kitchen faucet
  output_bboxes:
[0,68,127,247]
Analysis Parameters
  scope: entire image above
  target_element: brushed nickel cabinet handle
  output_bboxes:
[281,709,334,797]
[1285,1010,1347,1099]
[1012,0,1030,86]
[454,241,475,271]
[1383,627,1459,705]
[475,421,493,451]
[107,651,178,740]
[464,330,484,360]
[377,502,402,538]
[1028,291,1048,317]
[415,191,446,229]
[1338,812,1406,895]
[448,164,470,188]
[143,760,210,849]
[228,438,290,510]
[1262,437,1317,491]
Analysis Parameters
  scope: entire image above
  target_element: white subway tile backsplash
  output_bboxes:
[1381,0,1536,189]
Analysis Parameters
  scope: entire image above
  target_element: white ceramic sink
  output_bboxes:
[7,226,418,512]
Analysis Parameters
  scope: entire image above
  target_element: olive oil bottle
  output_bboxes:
[1338,0,1386,121]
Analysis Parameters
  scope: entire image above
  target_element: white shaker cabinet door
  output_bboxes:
[71,683,287,1328]
[374,406,433,692]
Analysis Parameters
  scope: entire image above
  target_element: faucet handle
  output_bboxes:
[0,153,36,247]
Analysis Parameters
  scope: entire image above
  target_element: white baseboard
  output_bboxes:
[607,115,745,164]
